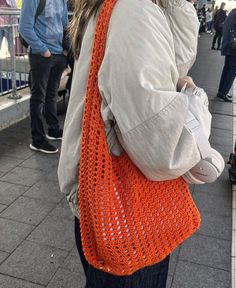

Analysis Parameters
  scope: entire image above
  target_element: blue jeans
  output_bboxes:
[29,53,66,144]
[218,55,236,96]
[74,217,169,288]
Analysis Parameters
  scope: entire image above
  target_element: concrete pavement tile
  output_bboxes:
[0,240,68,286]
[0,218,34,253]
[1,143,34,160]
[0,171,5,178]
[166,276,172,288]
[44,169,59,182]
[0,274,44,288]
[62,246,84,273]
[171,261,230,288]
[47,268,85,288]
[1,167,45,187]
[0,204,7,213]
[49,198,74,221]
[168,247,180,276]
[0,251,9,265]
[211,114,232,131]
[0,156,24,173]
[197,212,231,240]
[0,197,55,225]
[24,180,63,204]
[210,127,232,145]
[0,181,29,206]
[179,234,231,271]
[194,171,231,198]
[193,191,231,217]
[20,154,59,172]
[27,216,75,251]
[210,101,233,115]
[211,143,233,157]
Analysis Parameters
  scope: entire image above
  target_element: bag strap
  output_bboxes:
[35,0,46,20]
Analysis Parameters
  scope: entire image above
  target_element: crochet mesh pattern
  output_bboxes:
[78,0,201,276]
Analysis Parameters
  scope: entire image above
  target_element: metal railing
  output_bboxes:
[0,9,29,99]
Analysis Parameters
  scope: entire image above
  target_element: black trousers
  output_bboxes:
[218,55,236,96]
[212,27,223,49]
[74,217,169,288]
[29,53,66,145]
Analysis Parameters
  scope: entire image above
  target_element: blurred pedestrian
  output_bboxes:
[198,4,206,34]
[19,0,69,154]
[0,0,17,56]
[217,8,236,102]
[211,2,227,50]
[58,0,224,287]
[206,8,213,32]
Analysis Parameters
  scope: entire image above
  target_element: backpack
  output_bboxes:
[19,0,46,48]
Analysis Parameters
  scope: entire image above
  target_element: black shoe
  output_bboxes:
[30,139,58,154]
[46,129,63,140]
[217,93,232,102]
[211,46,216,50]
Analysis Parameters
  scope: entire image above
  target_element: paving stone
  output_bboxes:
[0,251,9,265]
[211,114,232,131]
[172,261,230,288]
[20,154,59,172]
[211,143,233,157]
[0,218,34,252]
[47,268,85,288]
[193,190,231,217]
[0,171,5,178]
[24,180,63,204]
[210,127,233,147]
[27,216,75,251]
[49,198,74,221]
[197,212,231,240]
[1,197,55,225]
[62,246,84,273]
[179,234,231,271]
[194,170,231,198]
[1,143,34,160]
[0,156,24,173]
[0,240,68,286]
[0,204,7,213]
[44,169,59,182]
[0,274,44,288]
[1,167,45,187]
[0,181,28,206]
[210,101,233,115]
[168,247,180,276]
[166,276,172,288]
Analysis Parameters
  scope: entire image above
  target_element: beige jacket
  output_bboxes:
[58,0,212,217]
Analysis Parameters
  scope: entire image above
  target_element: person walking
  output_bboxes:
[211,2,227,50]
[58,0,224,287]
[206,8,213,32]
[0,0,17,56]
[217,8,236,102]
[19,0,68,154]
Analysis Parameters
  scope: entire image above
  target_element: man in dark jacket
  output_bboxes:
[211,2,227,50]
[217,8,236,102]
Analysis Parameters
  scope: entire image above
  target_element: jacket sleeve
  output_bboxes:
[19,0,48,54]
[164,0,199,77]
[98,0,212,181]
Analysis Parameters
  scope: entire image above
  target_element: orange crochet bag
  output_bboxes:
[78,0,201,276]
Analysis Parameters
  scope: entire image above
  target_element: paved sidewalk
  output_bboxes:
[0,34,232,288]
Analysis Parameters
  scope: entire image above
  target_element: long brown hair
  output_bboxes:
[70,0,163,59]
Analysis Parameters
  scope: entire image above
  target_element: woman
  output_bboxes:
[58,0,224,287]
